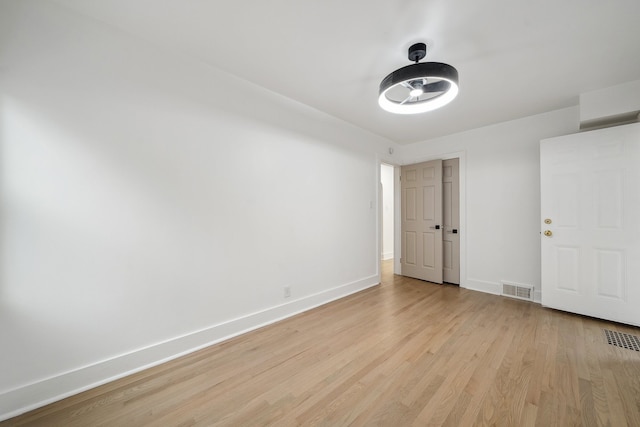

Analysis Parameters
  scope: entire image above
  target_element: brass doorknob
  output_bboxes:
[543,230,552,237]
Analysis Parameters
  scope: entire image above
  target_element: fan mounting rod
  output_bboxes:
[408,43,427,62]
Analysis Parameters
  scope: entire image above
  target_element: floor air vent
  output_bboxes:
[604,329,640,352]
[501,282,533,301]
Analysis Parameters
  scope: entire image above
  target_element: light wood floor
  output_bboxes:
[5,260,640,426]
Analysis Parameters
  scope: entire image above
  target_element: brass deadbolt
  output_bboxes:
[544,218,552,224]
[543,230,553,237]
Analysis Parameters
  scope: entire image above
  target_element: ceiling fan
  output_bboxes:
[378,43,459,114]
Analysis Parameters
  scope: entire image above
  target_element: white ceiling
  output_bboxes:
[52,0,640,144]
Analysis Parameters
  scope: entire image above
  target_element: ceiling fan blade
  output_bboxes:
[399,95,413,105]
[422,80,451,93]
[401,82,413,89]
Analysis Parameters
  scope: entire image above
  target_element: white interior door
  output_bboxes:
[540,122,640,326]
[401,160,443,283]
[443,158,460,284]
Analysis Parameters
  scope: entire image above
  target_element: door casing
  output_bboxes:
[443,158,460,284]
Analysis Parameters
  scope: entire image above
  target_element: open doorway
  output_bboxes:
[380,163,395,275]
[390,155,463,286]
[378,162,400,280]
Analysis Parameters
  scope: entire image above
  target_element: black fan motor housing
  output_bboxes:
[408,43,427,62]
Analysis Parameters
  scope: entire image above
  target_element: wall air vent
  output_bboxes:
[501,282,533,301]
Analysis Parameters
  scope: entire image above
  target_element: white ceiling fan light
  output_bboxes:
[378,42,459,114]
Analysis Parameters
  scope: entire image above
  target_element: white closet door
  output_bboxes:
[540,122,640,326]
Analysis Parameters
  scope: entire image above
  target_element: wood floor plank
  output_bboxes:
[4,259,640,426]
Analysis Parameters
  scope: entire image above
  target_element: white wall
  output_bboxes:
[380,164,394,260]
[398,107,580,299]
[0,0,398,418]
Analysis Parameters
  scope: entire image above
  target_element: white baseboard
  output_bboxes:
[463,277,501,295]
[382,251,394,260]
[0,275,380,422]
[534,290,542,304]
[464,277,542,305]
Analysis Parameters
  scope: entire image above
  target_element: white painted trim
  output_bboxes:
[382,251,394,260]
[534,290,542,304]
[0,275,380,422]
[393,165,402,274]
[375,154,382,283]
[466,278,543,305]
[465,277,501,295]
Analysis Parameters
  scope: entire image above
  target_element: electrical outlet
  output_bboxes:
[284,286,291,298]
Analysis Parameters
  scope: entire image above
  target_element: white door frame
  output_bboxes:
[379,162,396,263]
[377,151,467,288]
